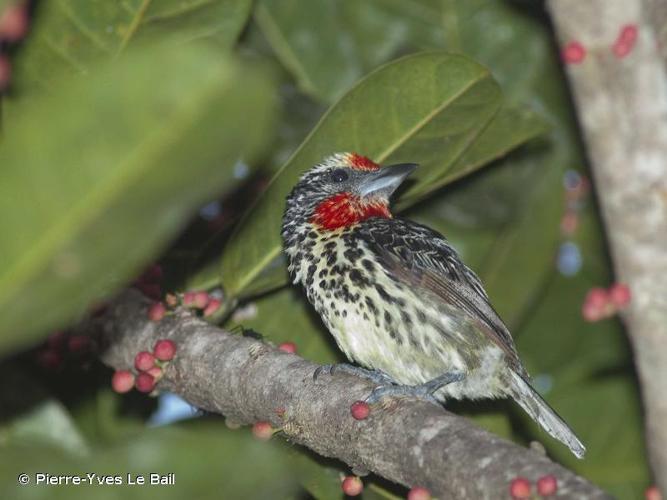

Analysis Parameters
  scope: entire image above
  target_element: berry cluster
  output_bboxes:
[36,330,93,371]
[133,264,223,321]
[111,339,177,394]
[510,475,558,499]
[582,283,631,322]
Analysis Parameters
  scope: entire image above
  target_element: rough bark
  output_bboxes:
[547,1,667,494]
[95,290,608,499]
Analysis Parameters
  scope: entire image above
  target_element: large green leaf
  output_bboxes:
[0,43,276,353]
[217,52,545,299]
[254,0,442,104]
[13,0,252,91]
[0,422,305,498]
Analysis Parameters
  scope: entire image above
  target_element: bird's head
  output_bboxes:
[284,152,417,232]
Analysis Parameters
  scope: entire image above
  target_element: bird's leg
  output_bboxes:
[364,371,465,405]
[313,363,396,385]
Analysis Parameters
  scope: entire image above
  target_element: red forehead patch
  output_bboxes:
[349,153,380,171]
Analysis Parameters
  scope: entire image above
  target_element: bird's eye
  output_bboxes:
[331,169,349,183]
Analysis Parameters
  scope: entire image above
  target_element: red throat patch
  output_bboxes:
[311,192,391,230]
[348,153,380,171]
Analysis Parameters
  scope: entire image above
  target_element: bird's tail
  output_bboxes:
[507,369,586,459]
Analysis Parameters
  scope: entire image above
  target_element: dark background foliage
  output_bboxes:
[0,1,647,498]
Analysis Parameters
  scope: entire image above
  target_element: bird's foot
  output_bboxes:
[313,363,395,385]
[364,371,465,405]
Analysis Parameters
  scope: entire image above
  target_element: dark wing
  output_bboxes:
[355,218,526,375]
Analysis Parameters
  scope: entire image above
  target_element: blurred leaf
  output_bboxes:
[477,156,562,324]
[0,0,14,14]
[0,43,276,353]
[0,367,88,456]
[219,51,536,299]
[551,377,648,498]
[13,0,252,91]
[255,0,446,104]
[1,400,89,456]
[0,422,305,498]
[255,0,363,102]
[397,103,548,208]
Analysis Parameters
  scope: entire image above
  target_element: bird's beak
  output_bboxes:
[357,163,418,199]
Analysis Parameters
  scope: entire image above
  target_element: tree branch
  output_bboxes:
[95,290,608,499]
[546,1,667,493]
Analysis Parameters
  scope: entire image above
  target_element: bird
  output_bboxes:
[281,152,586,458]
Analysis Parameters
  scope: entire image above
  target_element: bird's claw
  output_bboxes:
[313,363,395,385]
[364,371,465,406]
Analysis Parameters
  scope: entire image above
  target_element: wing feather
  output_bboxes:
[356,218,526,375]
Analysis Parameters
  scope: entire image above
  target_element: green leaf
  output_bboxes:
[219,51,507,298]
[0,422,305,499]
[255,0,445,104]
[13,0,252,91]
[0,366,88,456]
[0,42,276,353]
[255,0,362,102]
[2,400,89,456]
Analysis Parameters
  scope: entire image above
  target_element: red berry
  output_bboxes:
[407,486,432,500]
[350,401,370,420]
[182,291,196,306]
[278,342,297,354]
[562,41,586,64]
[586,287,609,308]
[146,365,163,380]
[153,339,177,361]
[135,372,156,393]
[134,351,156,371]
[582,287,612,322]
[582,300,604,322]
[192,291,209,309]
[609,282,631,309]
[536,475,558,496]
[67,335,90,354]
[148,302,166,321]
[645,485,662,500]
[47,330,67,350]
[112,370,135,393]
[37,349,61,370]
[203,298,221,317]
[614,24,638,58]
[0,2,28,42]
[252,421,274,441]
[509,477,532,499]
[341,476,363,496]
